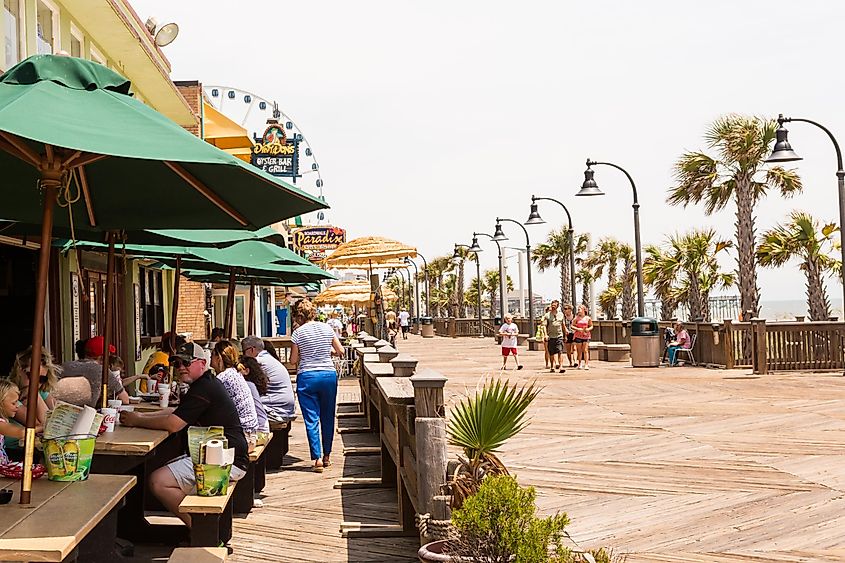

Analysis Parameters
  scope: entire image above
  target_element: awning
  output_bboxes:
[203,102,253,161]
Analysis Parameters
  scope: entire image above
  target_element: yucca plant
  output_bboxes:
[446,378,541,509]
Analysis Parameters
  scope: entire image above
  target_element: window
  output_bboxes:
[3,0,23,69]
[213,294,246,338]
[90,44,104,65]
[69,24,82,58]
[139,267,164,337]
[35,0,58,55]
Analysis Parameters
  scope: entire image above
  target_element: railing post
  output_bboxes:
[410,369,448,539]
[448,317,457,338]
[723,319,735,369]
[751,318,767,375]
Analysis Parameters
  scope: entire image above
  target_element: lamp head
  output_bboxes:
[492,221,507,242]
[451,246,463,266]
[154,22,179,47]
[525,202,545,225]
[468,236,483,253]
[577,164,603,196]
[765,116,802,163]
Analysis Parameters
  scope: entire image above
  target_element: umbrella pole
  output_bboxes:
[224,270,236,339]
[100,231,116,409]
[169,256,182,352]
[248,280,255,337]
[21,178,59,505]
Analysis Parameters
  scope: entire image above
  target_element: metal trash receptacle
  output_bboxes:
[630,317,661,367]
[420,316,434,338]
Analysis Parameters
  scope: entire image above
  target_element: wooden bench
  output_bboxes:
[589,341,606,361]
[389,354,418,377]
[232,435,273,514]
[178,481,238,547]
[168,546,228,562]
[360,361,396,431]
[604,343,631,362]
[0,474,136,563]
[266,416,295,470]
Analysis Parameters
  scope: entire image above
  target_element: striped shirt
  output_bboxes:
[292,321,337,373]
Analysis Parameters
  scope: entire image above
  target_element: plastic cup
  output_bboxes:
[101,408,117,432]
[147,379,157,394]
[158,387,170,408]
[107,400,122,409]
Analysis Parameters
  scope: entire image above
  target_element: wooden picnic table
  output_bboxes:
[0,474,135,562]
[94,426,170,456]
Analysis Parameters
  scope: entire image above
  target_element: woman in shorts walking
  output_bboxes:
[572,304,593,370]
[499,314,523,371]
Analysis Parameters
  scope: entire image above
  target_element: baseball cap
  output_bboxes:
[85,336,116,358]
[169,341,205,364]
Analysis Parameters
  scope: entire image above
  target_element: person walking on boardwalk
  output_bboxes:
[573,304,594,370]
[499,314,523,371]
[542,300,566,373]
[563,303,576,367]
[398,307,411,340]
[290,299,345,472]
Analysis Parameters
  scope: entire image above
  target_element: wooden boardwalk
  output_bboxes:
[395,333,845,562]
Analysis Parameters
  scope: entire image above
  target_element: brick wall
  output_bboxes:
[176,278,207,339]
[174,80,201,137]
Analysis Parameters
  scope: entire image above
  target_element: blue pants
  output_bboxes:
[296,370,338,460]
[668,346,687,365]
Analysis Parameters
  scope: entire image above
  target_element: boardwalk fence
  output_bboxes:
[429,317,845,372]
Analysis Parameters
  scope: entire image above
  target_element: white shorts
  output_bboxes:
[166,455,247,495]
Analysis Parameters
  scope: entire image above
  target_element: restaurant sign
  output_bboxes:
[251,123,299,178]
[293,226,346,251]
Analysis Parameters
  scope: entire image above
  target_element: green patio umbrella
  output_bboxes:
[0,55,327,502]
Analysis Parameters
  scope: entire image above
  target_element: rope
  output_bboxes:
[415,513,456,542]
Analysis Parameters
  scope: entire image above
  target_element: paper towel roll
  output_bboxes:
[204,439,225,465]
[70,406,97,436]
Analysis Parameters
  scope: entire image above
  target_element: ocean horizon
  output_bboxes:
[758,298,844,321]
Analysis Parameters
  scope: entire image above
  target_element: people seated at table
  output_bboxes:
[58,336,128,407]
[120,342,248,527]
[261,339,281,362]
[6,347,57,461]
[241,335,295,422]
[143,333,185,384]
[241,356,270,441]
[0,379,29,464]
[667,322,692,366]
[211,340,259,450]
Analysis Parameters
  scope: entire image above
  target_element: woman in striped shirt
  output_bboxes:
[291,300,345,472]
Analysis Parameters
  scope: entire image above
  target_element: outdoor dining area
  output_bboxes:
[0,53,334,562]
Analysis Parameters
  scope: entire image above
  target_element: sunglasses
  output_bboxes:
[170,358,197,368]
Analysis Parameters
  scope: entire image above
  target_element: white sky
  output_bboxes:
[133,0,845,303]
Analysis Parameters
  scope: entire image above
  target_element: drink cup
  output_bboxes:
[147,379,157,394]
[107,399,122,409]
[116,405,134,425]
[101,408,117,432]
[159,387,170,408]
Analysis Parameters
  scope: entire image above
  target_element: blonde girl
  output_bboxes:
[572,304,594,370]
[211,341,259,450]
[0,380,24,464]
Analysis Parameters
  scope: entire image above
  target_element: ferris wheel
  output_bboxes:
[203,85,327,222]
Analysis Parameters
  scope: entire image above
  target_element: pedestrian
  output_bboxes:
[563,304,576,367]
[120,342,249,527]
[290,299,345,472]
[572,304,594,370]
[542,300,566,373]
[536,306,550,369]
[398,307,410,340]
[327,311,344,338]
[498,314,523,371]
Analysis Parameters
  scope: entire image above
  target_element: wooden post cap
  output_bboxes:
[410,368,447,388]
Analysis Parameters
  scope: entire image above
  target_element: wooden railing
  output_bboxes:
[750,320,845,373]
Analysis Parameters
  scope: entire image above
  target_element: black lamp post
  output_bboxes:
[577,159,645,318]
[473,232,506,320]
[493,218,535,332]
[403,266,413,316]
[413,252,430,317]
[404,257,420,324]
[526,196,578,308]
[453,242,483,337]
[766,114,845,315]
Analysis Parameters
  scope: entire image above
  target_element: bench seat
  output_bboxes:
[266,417,294,470]
[178,481,237,547]
[604,343,631,362]
[232,435,273,514]
[168,546,228,562]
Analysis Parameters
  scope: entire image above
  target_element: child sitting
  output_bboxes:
[0,380,31,465]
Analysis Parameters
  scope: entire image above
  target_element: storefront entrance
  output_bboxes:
[0,245,37,374]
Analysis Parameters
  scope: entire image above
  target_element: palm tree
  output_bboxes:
[532,228,572,305]
[482,269,513,317]
[583,238,623,318]
[465,276,486,317]
[618,243,636,319]
[574,267,593,313]
[426,256,452,317]
[643,244,680,321]
[757,211,838,321]
[668,115,802,318]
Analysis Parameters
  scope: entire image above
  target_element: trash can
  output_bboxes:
[420,316,434,338]
[630,317,661,367]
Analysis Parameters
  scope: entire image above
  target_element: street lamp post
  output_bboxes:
[404,257,420,326]
[577,159,645,318]
[403,267,413,316]
[414,252,430,317]
[453,241,483,337]
[526,196,578,308]
[474,232,506,320]
[493,218,535,333]
[766,114,845,316]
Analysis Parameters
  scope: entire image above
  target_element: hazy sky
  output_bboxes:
[134,0,845,303]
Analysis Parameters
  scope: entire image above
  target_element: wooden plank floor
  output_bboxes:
[395,333,845,563]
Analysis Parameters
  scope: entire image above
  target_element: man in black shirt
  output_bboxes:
[120,342,248,526]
